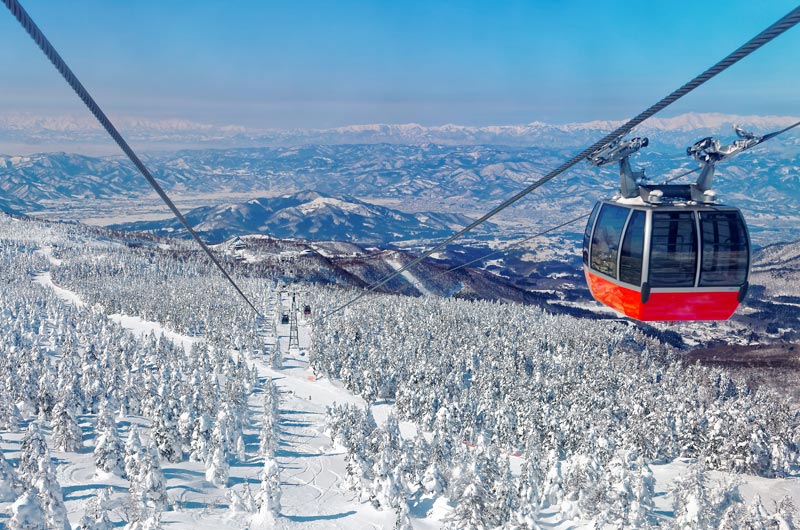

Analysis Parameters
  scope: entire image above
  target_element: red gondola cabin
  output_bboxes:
[583,197,750,321]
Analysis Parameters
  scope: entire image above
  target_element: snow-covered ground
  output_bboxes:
[1,215,798,529]
[9,272,795,529]
[6,272,397,529]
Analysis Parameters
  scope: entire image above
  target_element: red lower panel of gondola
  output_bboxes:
[584,269,740,321]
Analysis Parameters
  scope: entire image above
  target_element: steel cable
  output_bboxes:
[3,0,263,318]
[321,6,800,320]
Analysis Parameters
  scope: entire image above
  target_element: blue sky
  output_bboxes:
[1,0,799,128]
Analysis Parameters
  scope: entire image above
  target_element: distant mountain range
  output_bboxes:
[2,112,798,151]
[111,190,487,244]
[1,112,797,245]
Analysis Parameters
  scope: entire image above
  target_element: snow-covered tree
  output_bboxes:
[421,459,446,496]
[370,442,403,510]
[123,510,162,530]
[228,481,257,515]
[75,488,113,530]
[446,475,490,530]
[0,395,24,431]
[152,405,182,464]
[8,489,46,530]
[50,401,83,452]
[205,444,229,487]
[32,455,70,530]
[0,444,24,501]
[134,440,169,511]
[394,502,413,530]
[671,463,740,530]
[255,457,281,517]
[189,414,212,462]
[19,423,48,486]
[94,421,124,476]
[124,427,144,481]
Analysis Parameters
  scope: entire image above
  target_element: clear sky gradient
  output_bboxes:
[1,0,798,129]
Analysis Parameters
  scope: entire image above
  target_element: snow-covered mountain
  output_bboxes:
[3,135,798,245]
[110,190,487,244]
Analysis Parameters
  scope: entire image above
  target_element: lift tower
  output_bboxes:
[288,292,300,351]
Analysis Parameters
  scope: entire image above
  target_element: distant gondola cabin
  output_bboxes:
[281,313,290,325]
[303,305,311,316]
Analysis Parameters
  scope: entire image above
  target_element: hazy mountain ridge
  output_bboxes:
[2,112,798,149]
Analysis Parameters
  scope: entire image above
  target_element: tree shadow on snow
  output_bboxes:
[279,409,320,416]
[163,468,205,481]
[283,510,357,522]
[63,483,126,501]
[276,448,326,459]
[279,420,312,428]
[277,425,312,436]
[227,475,260,486]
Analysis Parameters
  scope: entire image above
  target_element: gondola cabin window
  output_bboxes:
[699,211,749,286]
[619,209,646,285]
[582,203,601,266]
[590,204,629,278]
[649,211,697,287]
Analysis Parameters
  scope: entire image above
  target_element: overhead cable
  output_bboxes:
[3,0,263,318]
[446,117,800,279]
[322,6,800,320]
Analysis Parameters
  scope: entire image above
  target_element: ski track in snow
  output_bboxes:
[386,257,432,296]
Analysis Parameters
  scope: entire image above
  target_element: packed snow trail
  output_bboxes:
[33,272,84,308]
[253,295,393,528]
[386,257,432,296]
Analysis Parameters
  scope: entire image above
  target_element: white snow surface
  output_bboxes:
[3,247,798,529]
[107,313,201,355]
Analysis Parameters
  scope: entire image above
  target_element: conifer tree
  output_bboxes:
[124,427,144,481]
[8,489,46,530]
[189,414,212,462]
[75,488,113,530]
[19,424,48,487]
[772,496,798,529]
[152,405,182,464]
[421,460,445,496]
[228,481,257,514]
[446,477,489,530]
[255,457,281,517]
[33,455,70,530]
[50,399,83,452]
[94,420,125,476]
[205,444,229,488]
[0,444,24,501]
[258,412,276,459]
[132,440,169,511]
[672,464,711,530]
[370,442,403,509]
[0,394,24,431]
[394,502,413,530]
